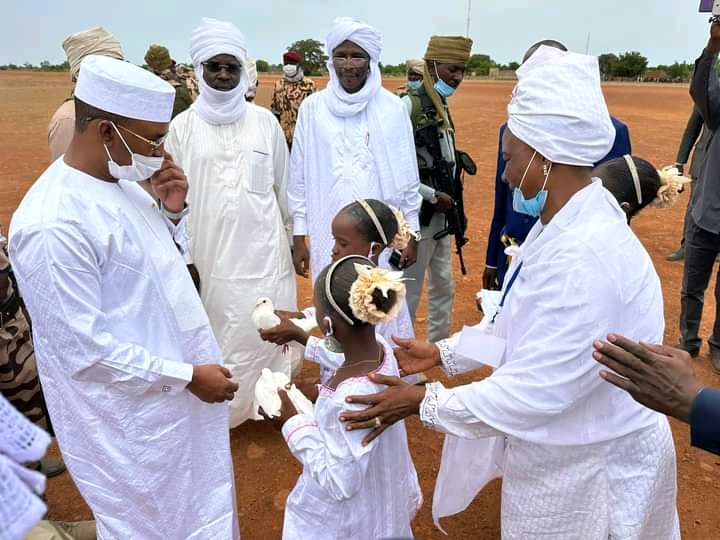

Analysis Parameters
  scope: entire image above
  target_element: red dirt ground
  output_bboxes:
[1,71,718,538]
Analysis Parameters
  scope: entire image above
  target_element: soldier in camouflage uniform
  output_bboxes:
[144,44,193,118]
[270,50,315,149]
[176,64,199,101]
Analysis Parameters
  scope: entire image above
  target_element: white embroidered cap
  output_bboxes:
[75,55,175,123]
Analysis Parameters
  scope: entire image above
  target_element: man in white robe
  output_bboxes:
[288,17,422,283]
[340,47,679,539]
[9,55,239,540]
[165,18,298,427]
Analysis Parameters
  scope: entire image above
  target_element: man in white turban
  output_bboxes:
[166,18,298,428]
[288,17,422,284]
[340,46,679,539]
[48,26,124,160]
[10,55,239,539]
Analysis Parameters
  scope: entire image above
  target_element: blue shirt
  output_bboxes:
[485,117,632,268]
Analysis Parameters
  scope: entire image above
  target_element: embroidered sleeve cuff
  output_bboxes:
[437,339,458,376]
[419,381,444,429]
[149,360,194,394]
[282,413,318,445]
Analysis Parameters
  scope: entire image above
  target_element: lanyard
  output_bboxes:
[491,262,523,324]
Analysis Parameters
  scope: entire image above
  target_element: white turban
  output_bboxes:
[62,26,123,80]
[189,18,249,126]
[325,17,382,62]
[406,58,424,76]
[507,45,615,167]
[189,17,248,66]
[324,18,383,118]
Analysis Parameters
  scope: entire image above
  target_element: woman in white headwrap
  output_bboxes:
[287,17,422,285]
[340,46,680,539]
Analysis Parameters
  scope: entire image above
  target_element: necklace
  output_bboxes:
[334,347,383,374]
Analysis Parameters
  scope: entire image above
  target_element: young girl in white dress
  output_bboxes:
[261,199,417,384]
[275,255,422,539]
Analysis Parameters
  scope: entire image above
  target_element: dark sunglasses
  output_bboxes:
[202,61,242,74]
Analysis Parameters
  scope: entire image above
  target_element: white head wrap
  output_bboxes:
[507,45,615,167]
[62,26,123,80]
[324,17,383,118]
[189,17,249,125]
[75,55,175,122]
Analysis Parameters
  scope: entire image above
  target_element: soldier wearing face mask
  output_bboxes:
[270,50,316,149]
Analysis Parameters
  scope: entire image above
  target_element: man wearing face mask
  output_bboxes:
[288,17,422,284]
[9,55,240,539]
[402,35,472,343]
[165,18,298,428]
[271,50,315,148]
[395,58,424,96]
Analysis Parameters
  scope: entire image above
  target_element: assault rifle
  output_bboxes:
[414,121,476,275]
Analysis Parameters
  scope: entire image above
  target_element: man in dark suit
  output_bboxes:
[666,108,710,261]
[678,21,720,369]
[593,334,720,456]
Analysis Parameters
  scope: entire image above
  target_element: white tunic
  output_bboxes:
[422,181,679,538]
[8,161,238,540]
[167,106,298,427]
[281,338,422,539]
[288,90,422,283]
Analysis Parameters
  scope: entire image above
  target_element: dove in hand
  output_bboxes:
[252,297,282,330]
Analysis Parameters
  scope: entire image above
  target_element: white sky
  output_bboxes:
[0,0,711,67]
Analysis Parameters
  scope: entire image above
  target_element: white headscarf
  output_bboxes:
[324,17,383,118]
[189,18,249,125]
[507,45,615,167]
[245,57,258,100]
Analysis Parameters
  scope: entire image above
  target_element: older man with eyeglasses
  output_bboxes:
[165,18,299,428]
[288,17,422,284]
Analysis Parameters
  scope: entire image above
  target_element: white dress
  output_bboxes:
[9,161,238,540]
[281,337,422,539]
[167,105,299,426]
[422,181,679,538]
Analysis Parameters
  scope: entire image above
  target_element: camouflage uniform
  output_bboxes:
[176,65,199,101]
[0,226,49,432]
[160,69,193,118]
[270,78,316,147]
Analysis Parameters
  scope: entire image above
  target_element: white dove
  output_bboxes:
[254,368,315,418]
[251,297,318,333]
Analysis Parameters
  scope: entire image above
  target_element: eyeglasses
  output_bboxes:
[332,55,370,67]
[117,124,168,150]
[202,61,242,74]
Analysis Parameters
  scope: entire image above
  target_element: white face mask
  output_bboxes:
[104,123,164,182]
[283,64,299,77]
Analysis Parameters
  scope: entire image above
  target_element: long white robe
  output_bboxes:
[281,337,422,539]
[8,160,238,540]
[422,181,679,538]
[166,105,298,427]
[288,89,422,283]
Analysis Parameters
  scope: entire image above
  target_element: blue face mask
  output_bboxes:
[434,78,456,98]
[432,61,457,98]
[512,151,552,217]
[407,79,422,91]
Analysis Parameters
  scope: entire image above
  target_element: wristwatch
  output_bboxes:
[160,202,189,221]
[411,230,422,242]
[430,190,439,204]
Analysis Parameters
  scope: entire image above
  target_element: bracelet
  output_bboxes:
[160,202,189,221]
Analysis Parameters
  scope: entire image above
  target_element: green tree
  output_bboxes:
[256,59,269,72]
[287,39,327,76]
[466,54,496,76]
[614,51,648,78]
[507,61,520,71]
[598,53,619,79]
[667,61,692,81]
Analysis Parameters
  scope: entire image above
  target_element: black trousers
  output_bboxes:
[680,218,720,349]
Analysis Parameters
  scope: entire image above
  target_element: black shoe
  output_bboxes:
[39,458,67,478]
[674,342,700,358]
[666,247,685,262]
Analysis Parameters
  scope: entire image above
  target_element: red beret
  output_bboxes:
[283,51,302,63]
